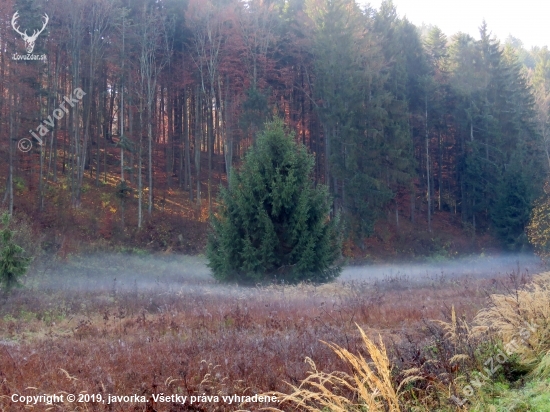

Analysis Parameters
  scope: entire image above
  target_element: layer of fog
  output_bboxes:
[341,253,543,283]
[29,253,545,295]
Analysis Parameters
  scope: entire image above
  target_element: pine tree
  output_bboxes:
[447,26,541,234]
[532,46,550,170]
[306,0,410,239]
[491,153,533,249]
[0,213,32,292]
[207,119,341,284]
[239,86,270,140]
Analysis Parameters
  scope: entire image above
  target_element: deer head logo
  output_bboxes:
[12,11,49,54]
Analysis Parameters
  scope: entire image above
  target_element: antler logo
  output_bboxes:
[12,11,49,54]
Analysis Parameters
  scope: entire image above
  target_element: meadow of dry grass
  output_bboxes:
[0,254,543,411]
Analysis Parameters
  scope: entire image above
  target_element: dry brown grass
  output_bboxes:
[0,257,536,411]
[267,325,422,412]
[473,271,550,375]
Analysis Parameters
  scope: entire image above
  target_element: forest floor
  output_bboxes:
[0,254,545,411]
[4,141,501,262]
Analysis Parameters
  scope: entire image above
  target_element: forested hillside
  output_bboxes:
[1,0,549,255]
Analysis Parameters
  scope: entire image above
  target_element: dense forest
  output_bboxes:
[1,0,550,252]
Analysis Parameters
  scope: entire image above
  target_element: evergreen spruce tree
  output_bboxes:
[207,119,341,284]
[239,86,270,140]
[306,0,413,239]
[0,213,31,292]
[491,154,533,250]
[447,25,541,235]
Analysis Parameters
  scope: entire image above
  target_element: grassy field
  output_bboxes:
[0,254,546,411]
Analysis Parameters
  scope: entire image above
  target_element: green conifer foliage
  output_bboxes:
[491,154,532,250]
[0,213,31,292]
[239,86,271,139]
[207,119,341,284]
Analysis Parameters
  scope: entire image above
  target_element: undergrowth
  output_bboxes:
[0,255,546,411]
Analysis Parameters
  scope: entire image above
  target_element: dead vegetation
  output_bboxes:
[0,256,545,411]
[473,271,550,378]
[267,325,422,412]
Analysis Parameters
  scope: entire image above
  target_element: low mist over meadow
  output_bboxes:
[2,253,547,411]
[25,253,543,294]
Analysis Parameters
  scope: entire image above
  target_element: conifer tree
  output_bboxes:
[207,119,341,284]
[0,213,31,292]
[492,153,533,249]
[447,26,540,237]
[239,86,270,140]
[307,0,411,239]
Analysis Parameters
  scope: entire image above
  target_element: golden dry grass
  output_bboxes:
[266,324,422,412]
[473,272,550,374]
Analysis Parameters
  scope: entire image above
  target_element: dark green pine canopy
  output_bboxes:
[207,119,341,285]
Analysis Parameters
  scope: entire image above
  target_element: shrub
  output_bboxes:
[0,213,32,292]
[207,119,341,284]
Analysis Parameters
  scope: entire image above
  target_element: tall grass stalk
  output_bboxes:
[267,324,422,412]
[473,272,550,376]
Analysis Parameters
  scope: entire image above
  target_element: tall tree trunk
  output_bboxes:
[410,186,415,224]
[121,81,125,182]
[185,88,193,201]
[438,131,442,211]
[195,87,201,206]
[47,59,58,190]
[8,89,15,216]
[224,79,233,185]
[208,88,214,213]
[129,92,134,185]
[148,96,153,216]
[138,96,144,229]
[176,90,183,188]
[425,94,431,232]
